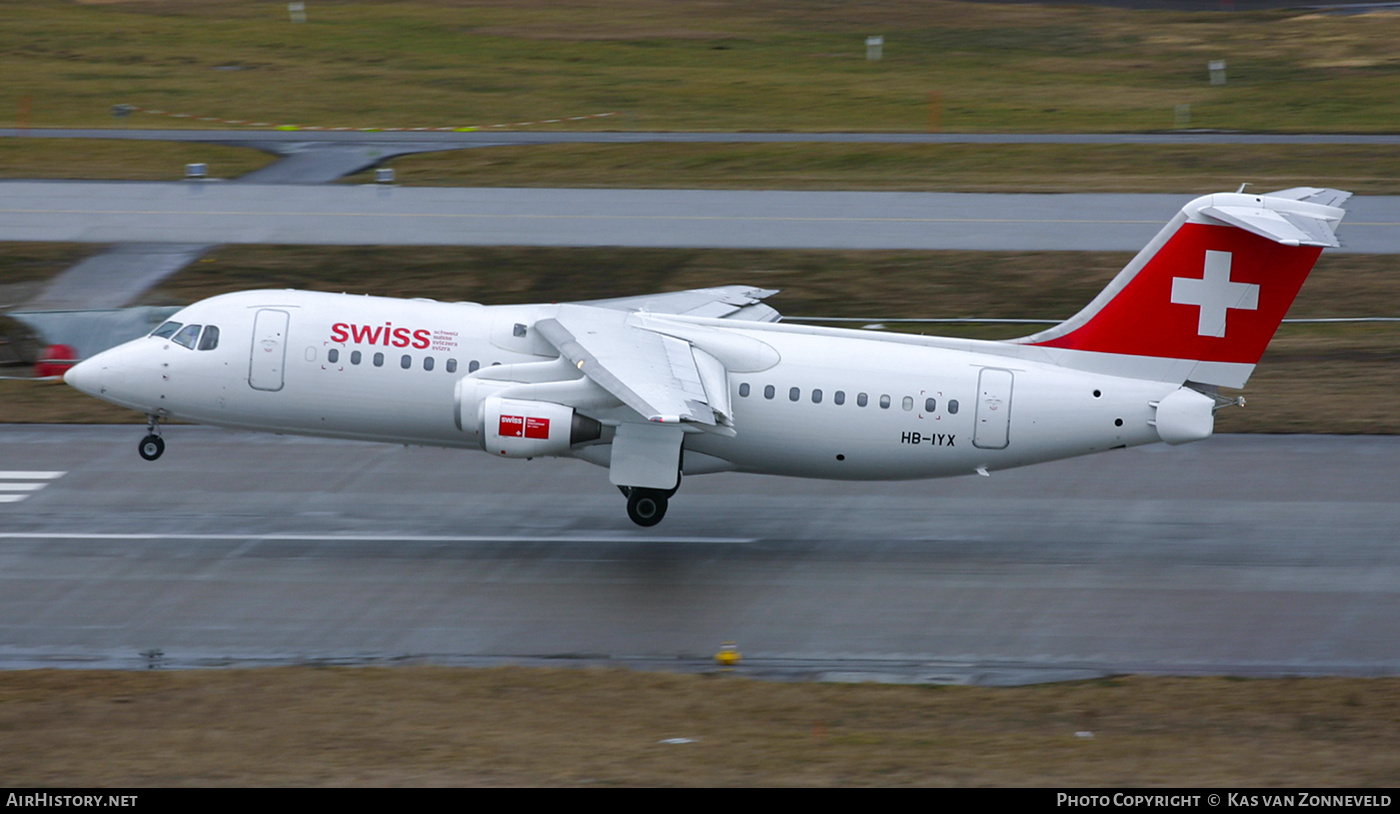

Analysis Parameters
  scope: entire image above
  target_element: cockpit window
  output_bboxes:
[197,325,220,351]
[150,321,182,339]
[172,323,202,350]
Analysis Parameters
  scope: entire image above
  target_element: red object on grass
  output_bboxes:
[35,344,78,378]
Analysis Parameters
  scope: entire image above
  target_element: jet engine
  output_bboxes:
[481,396,602,458]
[454,361,608,457]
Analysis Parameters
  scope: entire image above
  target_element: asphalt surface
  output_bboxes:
[5,125,1398,684]
[3,426,1398,684]
[18,142,435,310]
[10,128,1399,312]
[4,182,1396,252]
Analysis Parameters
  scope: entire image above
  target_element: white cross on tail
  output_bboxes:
[1170,250,1259,338]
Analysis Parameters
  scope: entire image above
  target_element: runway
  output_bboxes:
[4,182,1398,252]
[3,425,1399,684]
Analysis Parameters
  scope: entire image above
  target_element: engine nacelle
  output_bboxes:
[1153,387,1215,446]
[482,396,601,458]
[455,377,505,437]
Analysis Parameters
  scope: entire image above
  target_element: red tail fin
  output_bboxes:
[1017,188,1349,388]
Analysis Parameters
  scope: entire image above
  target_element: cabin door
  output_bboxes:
[972,368,1013,450]
[248,309,290,392]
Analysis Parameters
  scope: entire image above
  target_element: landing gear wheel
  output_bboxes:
[626,489,668,527]
[138,434,165,461]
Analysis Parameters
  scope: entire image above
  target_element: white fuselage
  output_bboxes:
[76,289,1182,481]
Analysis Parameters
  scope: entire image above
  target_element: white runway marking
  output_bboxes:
[0,471,66,505]
[0,532,757,544]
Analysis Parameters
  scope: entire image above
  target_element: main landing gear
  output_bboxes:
[138,415,165,461]
[618,483,679,527]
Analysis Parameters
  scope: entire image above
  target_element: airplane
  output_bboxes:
[62,187,1350,526]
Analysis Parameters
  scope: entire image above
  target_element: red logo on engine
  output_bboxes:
[499,415,550,439]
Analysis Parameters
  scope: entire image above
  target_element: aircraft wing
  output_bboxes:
[534,305,733,430]
[580,285,781,322]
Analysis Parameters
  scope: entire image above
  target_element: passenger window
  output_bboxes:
[373,352,384,367]
[902,396,914,411]
[789,387,800,402]
[172,323,201,349]
[834,390,845,405]
[764,385,775,400]
[879,395,891,409]
[857,392,868,407]
[447,359,458,373]
[948,399,959,415]
[150,321,182,339]
[812,389,822,404]
[351,350,362,365]
[424,356,434,371]
[469,360,480,373]
[739,383,750,398]
[925,397,936,413]
[400,354,412,370]
[327,349,340,363]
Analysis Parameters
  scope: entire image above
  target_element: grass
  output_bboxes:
[7,2,1400,193]
[12,138,1400,194]
[2,667,1400,786]
[6,1,1400,134]
[350,142,1400,194]
[0,138,273,182]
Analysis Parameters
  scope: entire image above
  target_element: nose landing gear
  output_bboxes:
[138,415,165,461]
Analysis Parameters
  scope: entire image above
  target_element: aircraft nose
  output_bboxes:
[61,341,161,413]
[63,356,101,396]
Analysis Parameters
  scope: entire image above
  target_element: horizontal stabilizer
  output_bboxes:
[1197,203,1340,248]
[1264,187,1353,208]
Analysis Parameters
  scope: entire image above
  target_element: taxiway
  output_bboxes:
[4,182,1397,252]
